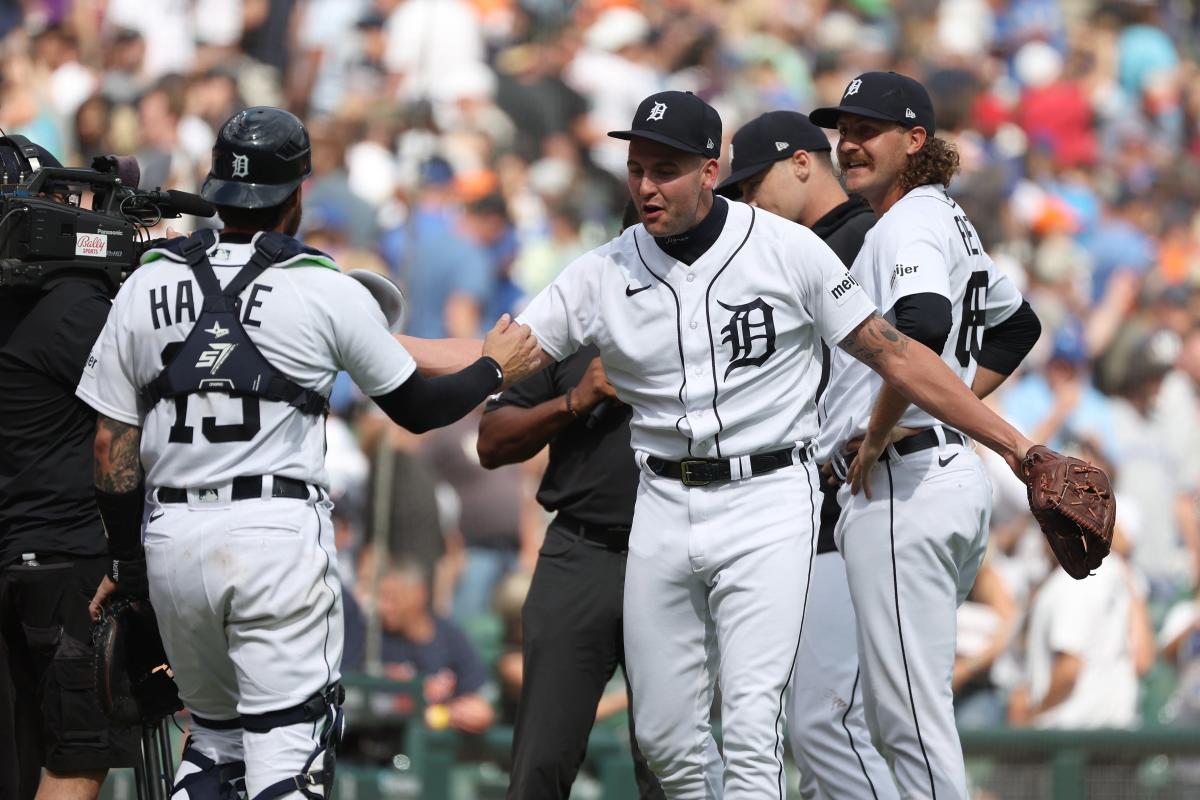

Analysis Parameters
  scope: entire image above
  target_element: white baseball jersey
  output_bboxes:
[517,200,877,460]
[817,184,1023,460]
[76,233,416,489]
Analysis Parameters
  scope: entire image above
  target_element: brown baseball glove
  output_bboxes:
[1021,445,1116,579]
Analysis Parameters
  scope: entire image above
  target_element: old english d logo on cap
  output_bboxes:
[608,90,722,157]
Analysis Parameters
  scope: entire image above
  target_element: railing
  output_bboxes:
[97,674,1200,799]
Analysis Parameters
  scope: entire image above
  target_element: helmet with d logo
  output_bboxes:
[202,107,312,209]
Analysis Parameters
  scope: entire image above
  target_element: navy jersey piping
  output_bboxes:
[702,208,755,458]
[635,233,693,456]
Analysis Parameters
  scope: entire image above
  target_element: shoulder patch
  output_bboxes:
[826,271,862,306]
[890,263,920,287]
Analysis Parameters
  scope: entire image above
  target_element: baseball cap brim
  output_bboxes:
[202,175,303,210]
[809,105,911,130]
[715,160,777,199]
[608,129,708,156]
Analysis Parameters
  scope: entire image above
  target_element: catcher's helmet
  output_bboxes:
[202,106,311,209]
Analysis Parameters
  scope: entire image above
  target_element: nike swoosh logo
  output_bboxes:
[938,453,959,468]
[148,511,165,523]
[625,284,653,297]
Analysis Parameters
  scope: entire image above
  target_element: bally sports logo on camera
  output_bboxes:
[75,232,108,258]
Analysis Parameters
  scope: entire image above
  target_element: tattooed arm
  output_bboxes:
[94,415,143,494]
[89,415,148,617]
[839,313,1032,478]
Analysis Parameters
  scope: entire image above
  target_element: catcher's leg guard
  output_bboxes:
[244,684,345,800]
[170,738,247,800]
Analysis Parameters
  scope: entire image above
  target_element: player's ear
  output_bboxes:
[699,156,720,190]
[791,150,810,181]
[906,126,928,155]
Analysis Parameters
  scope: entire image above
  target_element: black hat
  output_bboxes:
[608,90,721,158]
[809,72,936,137]
[716,111,831,199]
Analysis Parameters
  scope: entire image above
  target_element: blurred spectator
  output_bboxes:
[345,562,495,735]
[303,117,379,247]
[954,562,1018,728]
[463,192,525,321]
[380,157,493,338]
[1009,535,1144,729]
[357,416,455,615]
[1002,321,1116,460]
[564,7,660,177]
[384,0,487,105]
[32,24,95,121]
[1109,328,1199,598]
[103,0,195,80]
[1159,587,1200,790]
[418,409,539,623]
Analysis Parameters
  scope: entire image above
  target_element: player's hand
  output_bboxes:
[88,556,150,621]
[1002,436,1033,481]
[89,575,118,622]
[482,314,540,389]
[819,462,841,487]
[569,357,619,413]
[846,434,886,498]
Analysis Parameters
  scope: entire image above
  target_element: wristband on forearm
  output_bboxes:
[480,356,504,391]
[95,486,146,561]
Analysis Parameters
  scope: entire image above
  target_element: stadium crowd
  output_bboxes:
[5,0,1200,781]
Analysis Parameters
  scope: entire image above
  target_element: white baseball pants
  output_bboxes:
[623,458,820,800]
[789,551,899,799]
[837,441,990,800]
[144,486,342,799]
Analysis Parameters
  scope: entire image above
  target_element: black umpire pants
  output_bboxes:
[0,554,137,799]
[507,516,664,799]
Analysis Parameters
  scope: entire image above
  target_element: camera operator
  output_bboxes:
[0,140,137,800]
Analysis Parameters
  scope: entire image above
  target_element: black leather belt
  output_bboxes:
[157,475,313,504]
[555,513,631,551]
[887,427,965,460]
[646,446,806,487]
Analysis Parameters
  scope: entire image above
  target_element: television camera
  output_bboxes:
[0,135,214,294]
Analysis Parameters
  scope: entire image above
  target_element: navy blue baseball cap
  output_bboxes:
[809,71,936,137]
[608,90,721,158]
[717,111,832,198]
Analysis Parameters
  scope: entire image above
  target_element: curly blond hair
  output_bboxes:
[900,135,960,192]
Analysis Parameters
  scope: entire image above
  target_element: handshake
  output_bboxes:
[481,313,543,390]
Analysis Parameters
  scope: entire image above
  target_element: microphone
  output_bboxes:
[140,189,216,218]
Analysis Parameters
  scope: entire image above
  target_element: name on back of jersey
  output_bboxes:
[826,271,863,306]
[147,280,272,330]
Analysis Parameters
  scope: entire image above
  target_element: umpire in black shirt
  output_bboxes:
[0,141,136,800]
[478,207,664,798]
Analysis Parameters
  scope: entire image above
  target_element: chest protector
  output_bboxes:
[141,231,328,417]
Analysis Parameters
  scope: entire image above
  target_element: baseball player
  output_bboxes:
[809,72,1042,799]
[513,89,1037,799]
[77,107,538,800]
[717,111,896,800]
